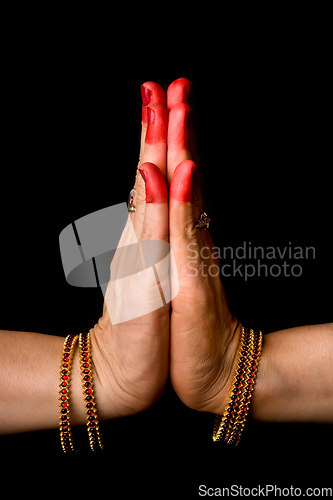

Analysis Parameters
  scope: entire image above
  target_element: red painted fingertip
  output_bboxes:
[141,82,166,125]
[145,104,168,145]
[169,160,197,203]
[139,163,168,204]
[167,103,191,151]
[141,82,166,105]
[167,77,192,110]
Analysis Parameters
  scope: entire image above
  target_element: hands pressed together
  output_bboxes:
[1,79,332,439]
[90,78,242,421]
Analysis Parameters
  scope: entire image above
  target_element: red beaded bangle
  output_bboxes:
[79,332,103,451]
[59,334,79,453]
[212,327,263,446]
[212,327,250,443]
[227,329,263,446]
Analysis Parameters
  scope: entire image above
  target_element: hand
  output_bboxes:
[90,82,171,419]
[167,78,242,414]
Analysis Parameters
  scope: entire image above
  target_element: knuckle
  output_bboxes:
[184,221,198,242]
[141,224,154,241]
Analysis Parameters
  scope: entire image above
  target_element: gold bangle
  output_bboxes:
[212,327,263,446]
[227,329,263,446]
[212,327,249,443]
[79,332,103,451]
[59,334,79,453]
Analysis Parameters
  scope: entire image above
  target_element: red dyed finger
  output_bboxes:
[139,103,168,178]
[139,162,168,204]
[141,82,167,125]
[167,77,192,110]
[169,160,197,203]
[133,83,167,242]
[167,103,192,183]
[145,104,168,145]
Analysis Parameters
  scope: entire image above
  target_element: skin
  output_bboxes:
[0,80,170,433]
[0,78,332,435]
[166,79,333,422]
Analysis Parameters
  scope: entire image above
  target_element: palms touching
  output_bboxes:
[91,78,240,419]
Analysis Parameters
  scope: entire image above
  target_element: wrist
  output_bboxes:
[88,319,170,420]
[211,319,243,415]
[88,324,120,421]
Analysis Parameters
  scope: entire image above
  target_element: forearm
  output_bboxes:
[250,323,333,423]
[0,330,89,434]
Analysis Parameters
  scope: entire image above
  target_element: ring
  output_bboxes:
[195,212,210,230]
[128,188,136,213]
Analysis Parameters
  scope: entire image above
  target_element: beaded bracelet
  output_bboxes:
[227,329,263,446]
[79,332,103,451]
[212,327,263,446]
[212,327,250,443]
[59,334,79,453]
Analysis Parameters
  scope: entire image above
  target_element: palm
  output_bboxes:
[166,79,240,415]
[91,82,171,418]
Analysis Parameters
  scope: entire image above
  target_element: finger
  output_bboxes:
[132,103,168,238]
[139,162,170,307]
[167,77,192,185]
[140,104,168,174]
[140,81,167,156]
[167,103,192,185]
[167,77,203,186]
[136,81,167,209]
[167,77,192,110]
[133,83,167,239]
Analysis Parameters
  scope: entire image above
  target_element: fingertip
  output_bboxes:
[141,82,167,126]
[141,81,167,107]
[167,78,192,110]
[139,162,168,204]
[169,160,197,203]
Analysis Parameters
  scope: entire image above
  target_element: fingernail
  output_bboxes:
[147,106,154,127]
[141,85,152,125]
[141,85,152,106]
[139,168,147,183]
[139,167,154,203]
[139,165,168,204]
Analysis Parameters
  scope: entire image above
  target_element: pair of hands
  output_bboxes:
[91,78,241,420]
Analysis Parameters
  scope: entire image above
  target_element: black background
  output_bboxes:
[1,15,332,498]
